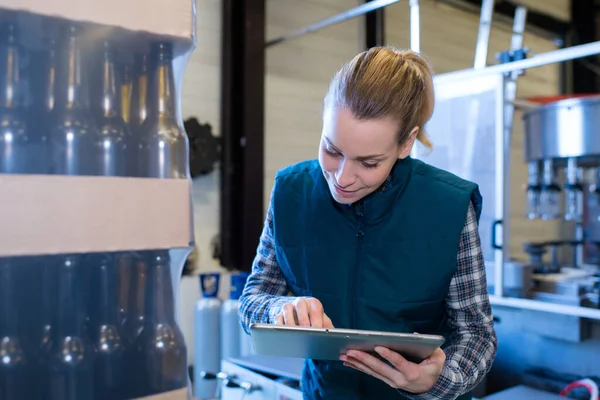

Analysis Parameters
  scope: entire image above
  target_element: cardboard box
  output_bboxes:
[0,175,193,257]
[0,0,195,42]
[0,1,196,258]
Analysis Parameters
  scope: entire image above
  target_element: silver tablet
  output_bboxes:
[249,323,445,363]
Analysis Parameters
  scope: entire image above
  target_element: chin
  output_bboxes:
[331,193,354,205]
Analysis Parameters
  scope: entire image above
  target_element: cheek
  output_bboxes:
[318,152,339,172]
[360,168,390,188]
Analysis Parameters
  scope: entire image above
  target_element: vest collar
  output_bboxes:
[325,157,415,226]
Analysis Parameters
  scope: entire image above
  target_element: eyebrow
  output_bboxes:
[323,136,386,161]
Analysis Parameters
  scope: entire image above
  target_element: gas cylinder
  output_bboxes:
[193,273,221,399]
[220,273,248,362]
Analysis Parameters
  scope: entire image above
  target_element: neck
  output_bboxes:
[130,255,147,319]
[46,40,56,112]
[149,43,177,121]
[0,260,19,336]
[1,24,20,109]
[131,54,148,126]
[121,64,132,124]
[147,251,174,323]
[100,42,120,118]
[62,26,85,109]
[92,255,119,324]
[56,256,85,336]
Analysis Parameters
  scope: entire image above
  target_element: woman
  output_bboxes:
[239,46,497,400]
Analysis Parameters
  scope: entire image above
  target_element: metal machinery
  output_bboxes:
[520,95,600,309]
[410,1,600,322]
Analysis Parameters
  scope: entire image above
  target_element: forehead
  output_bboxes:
[322,107,398,155]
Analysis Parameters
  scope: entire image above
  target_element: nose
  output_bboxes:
[334,159,355,188]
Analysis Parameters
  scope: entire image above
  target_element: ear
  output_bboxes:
[397,126,419,159]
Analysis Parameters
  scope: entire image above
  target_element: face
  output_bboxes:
[318,107,416,204]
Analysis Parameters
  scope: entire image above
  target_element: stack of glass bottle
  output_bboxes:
[0,12,191,400]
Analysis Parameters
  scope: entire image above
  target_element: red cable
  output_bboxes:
[559,381,598,399]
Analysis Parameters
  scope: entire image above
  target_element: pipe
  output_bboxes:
[435,41,600,84]
[265,0,400,47]
[474,0,494,68]
[409,0,420,52]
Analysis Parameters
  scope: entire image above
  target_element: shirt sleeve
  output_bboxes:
[238,201,295,334]
[400,201,498,400]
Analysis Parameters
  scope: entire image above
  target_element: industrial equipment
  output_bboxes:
[519,95,600,309]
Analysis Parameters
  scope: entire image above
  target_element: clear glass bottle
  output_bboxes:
[525,161,541,219]
[539,159,561,220]
[564,157,583,222]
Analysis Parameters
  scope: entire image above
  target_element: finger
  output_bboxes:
[307,298,324,327]
[294,298,311,326]
[282,303,297,326]
[274,314,284,325]
[344,357,398,388]
[323,313,334,328]
[374,347,419,382]
[346,350,401,384]
[421,347,446,366]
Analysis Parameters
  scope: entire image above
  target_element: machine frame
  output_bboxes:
[426,41,600,322]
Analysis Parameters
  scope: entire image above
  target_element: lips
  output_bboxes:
[333,184,355,197]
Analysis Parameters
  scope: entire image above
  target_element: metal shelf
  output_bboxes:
[489,295,600,320]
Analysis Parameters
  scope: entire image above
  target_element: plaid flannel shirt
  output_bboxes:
[239,201,497,400]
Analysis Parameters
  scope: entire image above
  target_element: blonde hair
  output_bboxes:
[324,46,435,150]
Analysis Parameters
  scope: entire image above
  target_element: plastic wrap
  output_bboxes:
[0,2,196,399]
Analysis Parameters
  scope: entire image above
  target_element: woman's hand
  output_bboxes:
[340,346,446,394]
[274,297,334,328]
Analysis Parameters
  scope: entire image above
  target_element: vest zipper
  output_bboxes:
[350,201,365,329]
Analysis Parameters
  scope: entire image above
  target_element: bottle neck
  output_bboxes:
[56,256,85,336]
[101,45,121,118]
[92,255,119,324]
[131,54,148,127]
[129,255,147,319]
[0,28,21,109]
[0,260,19,336]
[121,64,132,124]
[148,48,177,121]
[116,253,132,323]
[61,29,86,109]
[46,41,56,113]
[147,252,175,323]
[136,73,148,125]
[157,62,176,119]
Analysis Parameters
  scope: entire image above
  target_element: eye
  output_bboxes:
[324,147,341,157]
[362,162,379,169]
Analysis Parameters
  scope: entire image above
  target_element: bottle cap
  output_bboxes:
[229,272,249,300]
[199,273,220,298]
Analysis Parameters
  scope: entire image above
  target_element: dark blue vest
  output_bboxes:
[271,157,482,400]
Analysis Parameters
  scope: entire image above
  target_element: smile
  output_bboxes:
[333,184,356,197]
